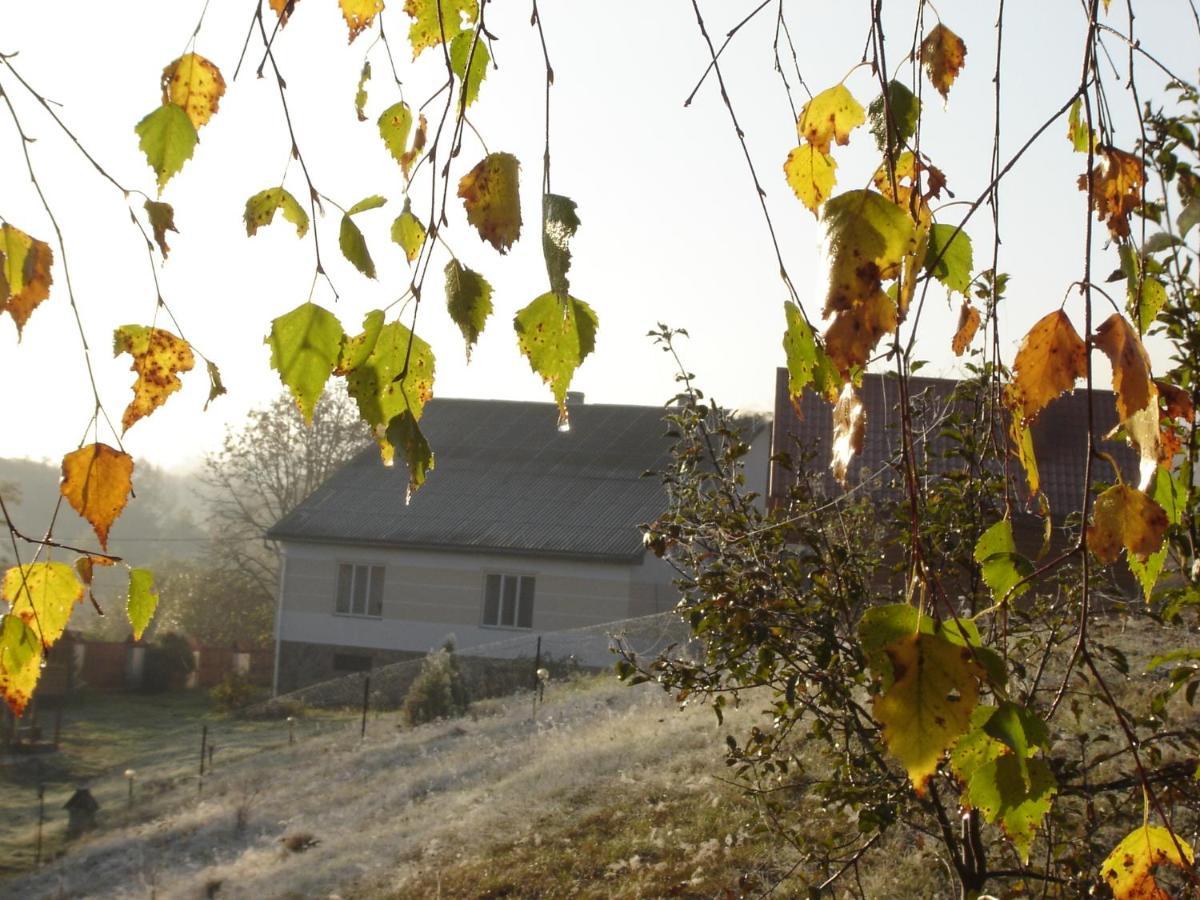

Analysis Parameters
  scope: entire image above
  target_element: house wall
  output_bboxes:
[274,540,676,693]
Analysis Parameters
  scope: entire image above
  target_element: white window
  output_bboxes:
[335,564,385,617]
[482,574,534,629]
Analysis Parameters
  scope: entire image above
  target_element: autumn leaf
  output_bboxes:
[267,302,345,423]
[449,30,489,108]
[920,23,967,100]
[391,199,426,263]
[339,195,386,278]
[514,292,598,425]
[459,152,522,253]
[445,259,493,361]
[952,301,981,356]
[0,223,54,336]
[126,568,158,641]
[874,631,983,796]
[1094,313,1154,421]
[831,382,865,485]
[0,614,41,716]
[782,301,838,401]
[113,325,195,432]
[1157,380,1194,422]
[1010,310,1086,421]
[1079,147,1146,240]
[867,80,921,152]
[161,53,225,131]
[1129,277,1166,334]
[385,409,434,501]
[1129,466,1187,601]
[543,193,581,297]
[136,103,198,192]
[1003,382,1040,497]
[784,145,837,216]
[355,61,371,121]
[1067,98,1094,153]
[821,189,917,314]
[872,151,948,206]
[144,200,177,258]
[797,84,865,155]
[973,519,1031,604]
[340,0,384,42]
[403,0,477,57]
[270,0,299,26]
[1101,825,1195,900]
[344,320,436,465]
[244,187,309,238]
[3,561,84,647]
[926,223,973,295]
[824,290,898,379]
[377,101,413,167]
[205,360,226,411]
[1088,483,1168,564]
[60,443,134,551]
[335,309,385,376]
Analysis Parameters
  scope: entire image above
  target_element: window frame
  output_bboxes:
[333,562,386,619]
[481,572,535,630]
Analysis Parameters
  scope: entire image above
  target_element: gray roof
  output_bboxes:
[268,398,675,562]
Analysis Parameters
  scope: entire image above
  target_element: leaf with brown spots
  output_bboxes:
[60,444,134,551]
[1101,825,1194,900]
[920,23,967,100]
[340,0,385,42]
[458,152,522,253]
[403,0,477,57]
[1157,380,1194,422]
[1011,310,1086,421]
[144,201,177,258]
[0,613,41,716]
[797,85,865,156]
[1094,314,1154,421]
[1087,483,1168,564]
[824,290,897,379]
[113,325,195,433]
[270,0,299,26]
[514,292,598,427]
[3,562,84,647]
[821,190,917,315]
[161,53,225,131]
[1079,147,1145,240]
[952,301,981,356]
[0,224,53,337]
[784,145,837,216]
[831,382,865,485]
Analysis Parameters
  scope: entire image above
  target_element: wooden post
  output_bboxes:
[531,636,542,720]
[34,782,44,866]
[198,724,207,792]
[360,674,370,739]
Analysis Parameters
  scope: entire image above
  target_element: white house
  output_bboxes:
[268,396,772,693]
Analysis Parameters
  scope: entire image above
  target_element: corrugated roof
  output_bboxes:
[769,368,1139,520]
[268,398,675,561]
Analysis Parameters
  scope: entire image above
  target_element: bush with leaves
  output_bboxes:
[401,642,471,727]
[209,673,260,714]
[141,632,195,694]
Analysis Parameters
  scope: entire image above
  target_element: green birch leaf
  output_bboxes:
[344,320,435,465]
[135,103,198,192]
[1129,465,1187,601]
[445,259,493,361]
[1178,198,1200,238]
[0,613,42,716]
[543,194,581,297]
[983,701,1049,789]
[926,223,973,295]
[391,199,426,264]
[348,195,387,215]
[973,519,1032,604]
[449,30,489,108]
[204,360,226,411]
[336,309,386,375]
[385,409,434,500]
[144,200,177,258]
[858,604,927,690]
[355,60,371,121]
[244,187,309,238]
[378,101,413,166]
[404,0,477,57]
[340,215,375,278]
[127,568,159,641]
[1128,277,1166,334]
[514,292,598,424]
[868,80,921,152]
[782,301,837,401]
[266,302,345,423]
[967,755,1056,864]
[1067,98,1094,153]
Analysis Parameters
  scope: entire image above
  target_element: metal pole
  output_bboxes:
[531,636,542,720]
[360,674,370,739]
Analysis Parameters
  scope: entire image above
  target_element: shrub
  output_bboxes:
[401,641,470,726]
[210,673,259,713]
[141,632,195,693]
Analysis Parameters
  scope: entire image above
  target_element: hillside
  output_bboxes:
[0,676,947,899]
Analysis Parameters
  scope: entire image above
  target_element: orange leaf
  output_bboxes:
[1156,380,1194,422]
[0,224,53,337]
[60,444,134,551]
[952,301,981,356]
[920,23,967,100]
[824,290,898,379]
[270,0,299,26]
[113,325,195,433]
[1094,314,1154,421]
[1087,484,1168,564]
[1011,310,1086,421]
[1078,147,1145,240]
[458,152,522,253]
[831,382,865,485]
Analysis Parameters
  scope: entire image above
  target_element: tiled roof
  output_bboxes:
[769,368,1139,520]
[268,398,675,561]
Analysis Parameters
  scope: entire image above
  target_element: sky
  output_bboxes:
[0,1,1196,474]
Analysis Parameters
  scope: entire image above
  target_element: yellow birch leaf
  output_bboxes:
[2,562,84,647]
[403,0,477,57]
[1079,147,1145,240]
[831,382,865,485]
[458,152,522,253]
[1011,310,1086,421]
[60,444,134,551]
[824,290,897,379]
[113,325,195,433]
[1003,383,1040,498]
[821,190,917,314]
[270,0,299,26]
[340,0,385,42]
[874,631,983,796]
[920,23,967,100]
[1087,483,1169,564]
[1094,313,1154,421]
[797,84,865,156]
[1101,825,1195,900]
[0,224,53,337]
[0,614,41,716]
[391,199,427,263]
[161,53,226,131]
[784,145,837,216]
[952,300,981,356]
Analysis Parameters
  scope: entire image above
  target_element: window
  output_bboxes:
[482,574,534,629]
[335,564,385,617]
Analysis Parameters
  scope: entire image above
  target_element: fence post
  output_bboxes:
[531,636,542,720]
[360,674,371,739]
[198,724,207,792]
[34,782,44,867]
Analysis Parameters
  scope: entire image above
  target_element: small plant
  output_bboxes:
[141,632,195,693]
[281,831,319,853]
[401,641,470,726]
[209,673,258,713]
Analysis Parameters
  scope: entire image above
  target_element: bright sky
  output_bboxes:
[0,1,1195,472]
